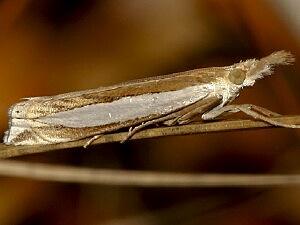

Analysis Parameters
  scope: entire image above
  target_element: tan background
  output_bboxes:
[0,1,299,225]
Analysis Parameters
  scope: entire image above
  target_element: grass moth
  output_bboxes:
[4,51,298,146]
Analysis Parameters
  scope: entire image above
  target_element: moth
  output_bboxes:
[4,51,298,147]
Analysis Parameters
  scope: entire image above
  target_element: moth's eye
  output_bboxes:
[228,69,246,85]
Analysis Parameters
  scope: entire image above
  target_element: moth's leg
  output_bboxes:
[203,104,281,120]
[120,112,180,143]
[83,111,183,146]
[121,97,222,143]
[84,135,102,148]
[176,97,221,125]
[202,104,299,128]
[121,103,209,143]
[247,105,281,117]
[83,101,211,148]
[163,97,221,126]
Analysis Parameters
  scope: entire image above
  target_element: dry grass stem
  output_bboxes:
[0,159,300,187]
[0,115,299,159]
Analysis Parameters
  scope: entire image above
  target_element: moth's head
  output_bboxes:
[227,51,295,87]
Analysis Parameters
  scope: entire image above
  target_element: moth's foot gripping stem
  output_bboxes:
[202,104,300,128]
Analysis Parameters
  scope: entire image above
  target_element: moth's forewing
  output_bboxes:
[5,67,227,145]
[10,67,228,118]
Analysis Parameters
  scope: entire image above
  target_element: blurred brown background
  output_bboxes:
[0,0,299,225]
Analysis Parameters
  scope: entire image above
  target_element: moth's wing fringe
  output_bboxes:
[3,105,15,144]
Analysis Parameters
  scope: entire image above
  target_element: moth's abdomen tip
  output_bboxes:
[265,50,295,66]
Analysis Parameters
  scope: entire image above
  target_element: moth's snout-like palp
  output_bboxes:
[242,50,295,87]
